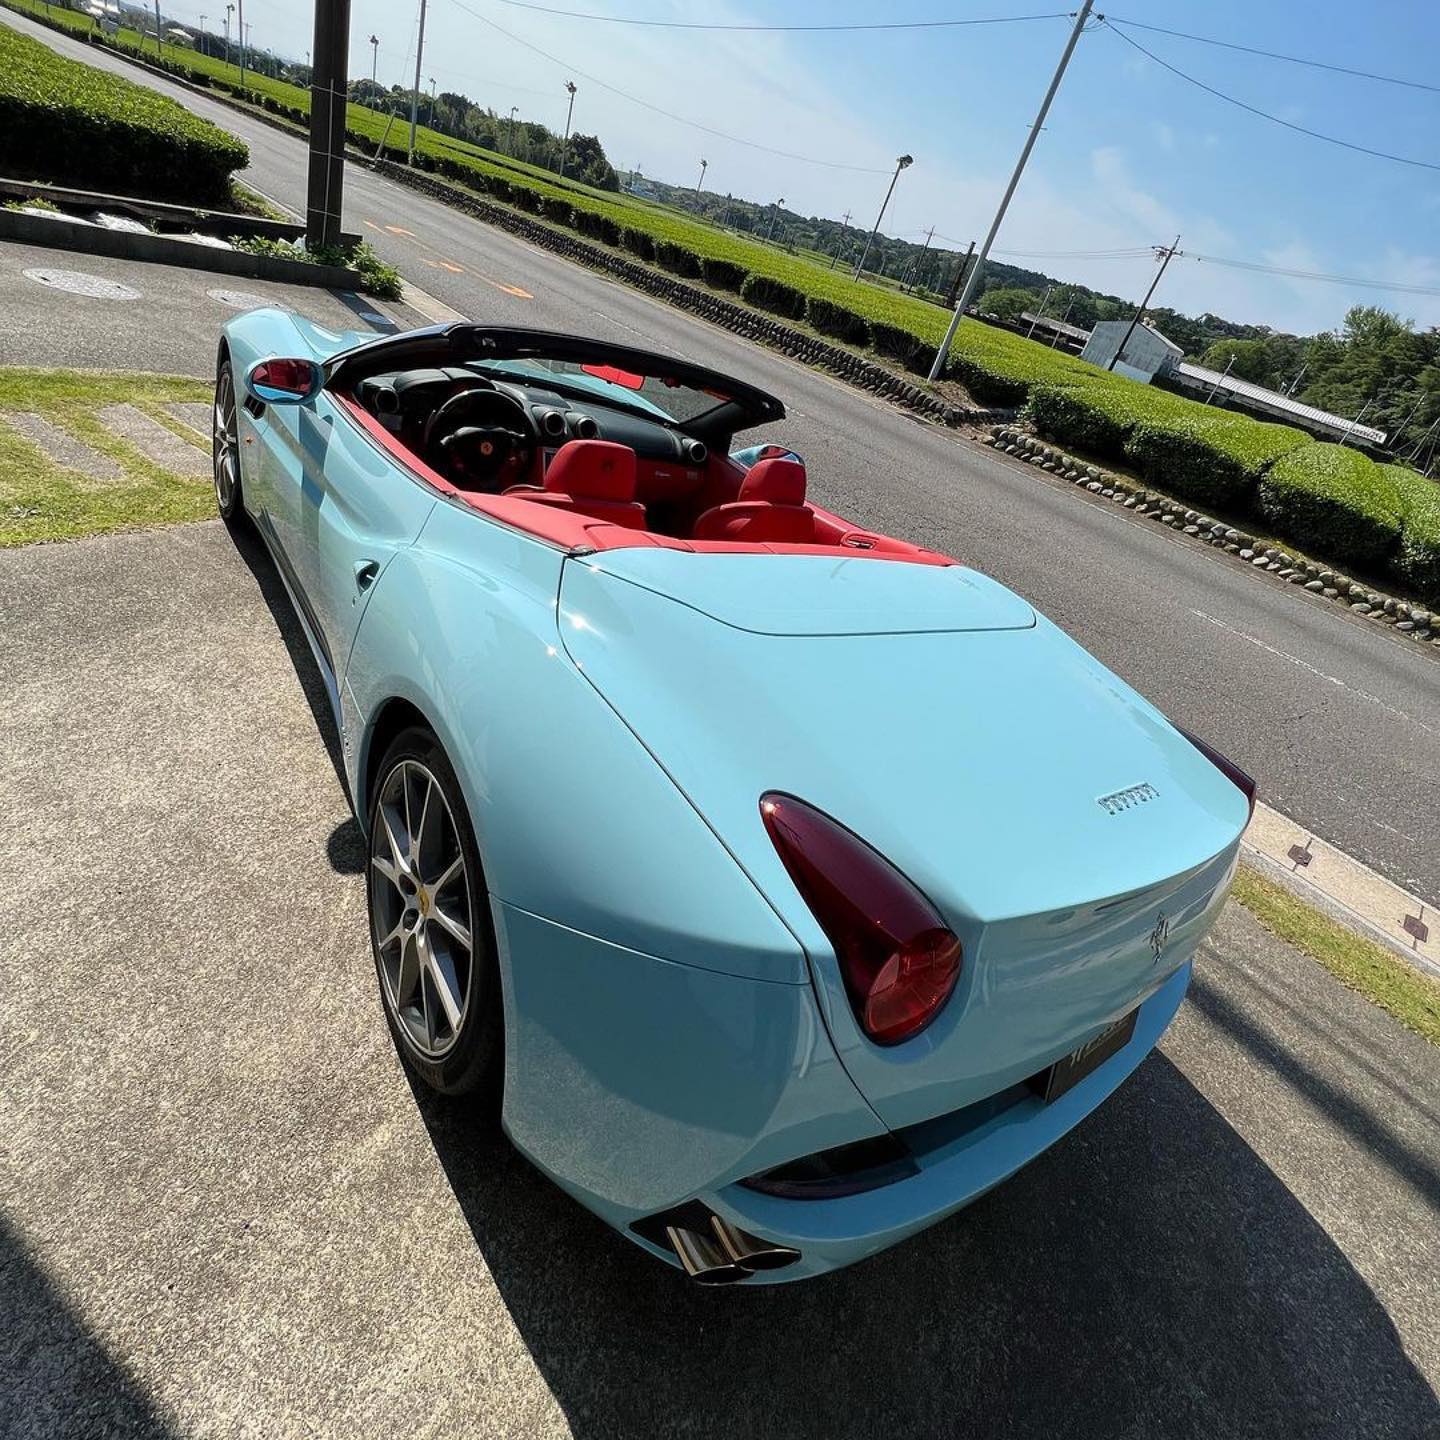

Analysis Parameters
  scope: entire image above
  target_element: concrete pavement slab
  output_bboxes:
[1,521,1436,1438]
[1,410,122,483]
[164,402,214,438]
[0,239,422,377]
[97,402,207,478]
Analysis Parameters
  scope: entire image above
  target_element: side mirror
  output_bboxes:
[245,356,323,406]
[730,443,804,472]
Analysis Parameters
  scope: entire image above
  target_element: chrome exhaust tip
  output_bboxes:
[664,1225,749,1286]
[709,1216,802,1272]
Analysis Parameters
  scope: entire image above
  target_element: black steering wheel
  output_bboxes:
[423,386,536,492]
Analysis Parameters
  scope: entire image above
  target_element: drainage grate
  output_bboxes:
[23,268,141,301]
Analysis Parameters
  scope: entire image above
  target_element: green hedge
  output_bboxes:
[701,256,748,292]
[656,240,703,279]
[0,22,247,203]
[1125,413,1310,510]
[1386,466,1440,605]
[1257,444,1405,569]
[807,296,871,347]
[741,273,807,320]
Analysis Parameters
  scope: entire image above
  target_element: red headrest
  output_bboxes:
[544,440,637,502]
[739,457,806,507]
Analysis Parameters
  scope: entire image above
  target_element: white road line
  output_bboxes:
[1191,609,1434,736]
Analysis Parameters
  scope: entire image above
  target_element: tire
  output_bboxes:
[366,726,503,1101]
[212,358,247,529]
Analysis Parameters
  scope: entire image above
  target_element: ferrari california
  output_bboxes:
[213,314,1254,1284]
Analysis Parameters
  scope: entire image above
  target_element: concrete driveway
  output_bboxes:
[1,522,1437,1439]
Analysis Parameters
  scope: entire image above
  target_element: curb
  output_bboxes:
[0,207,362,289]
[985,425,1440,651]
[1243,803,1438,978]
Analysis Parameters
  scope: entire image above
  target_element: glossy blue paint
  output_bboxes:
[221,309,1251,1283]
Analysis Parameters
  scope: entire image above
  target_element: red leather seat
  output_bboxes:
[512,440,647,528]
[692,458,814,543]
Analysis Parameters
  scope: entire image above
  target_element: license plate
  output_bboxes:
[1036,1009,1138,1103]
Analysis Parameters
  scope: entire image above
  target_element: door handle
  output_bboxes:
[353,559,380,594]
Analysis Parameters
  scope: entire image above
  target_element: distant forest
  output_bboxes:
[637,175,1439,461]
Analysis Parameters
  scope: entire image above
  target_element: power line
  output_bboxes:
[1183,252,1440,298]
[1103,22,1440,173]
[440,0,894,172]
[474,1,1070,32]
[1106,16,1440,96]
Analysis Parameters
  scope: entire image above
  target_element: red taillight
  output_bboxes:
[760,793,962,1046]
[1179,728,1257,820]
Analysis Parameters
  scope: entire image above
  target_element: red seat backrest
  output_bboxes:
[519,439,647,529]
[691,457,815,543]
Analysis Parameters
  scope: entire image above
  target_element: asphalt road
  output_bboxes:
[1,519,1436,1439]
[4,8,1439,909]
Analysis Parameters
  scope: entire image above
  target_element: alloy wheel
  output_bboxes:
[213,366,240,513]
[370,760,475,1059]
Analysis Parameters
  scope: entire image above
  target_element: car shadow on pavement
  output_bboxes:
[408,1053,1440,1440]
[0,1215,175,1440]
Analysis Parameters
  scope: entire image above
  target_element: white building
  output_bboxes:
[1080,320,1184,383]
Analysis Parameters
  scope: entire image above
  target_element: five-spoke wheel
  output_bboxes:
[366,728,501,1098]
[213,359,244,525]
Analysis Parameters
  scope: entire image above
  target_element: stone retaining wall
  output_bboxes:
[985,426,1439,647]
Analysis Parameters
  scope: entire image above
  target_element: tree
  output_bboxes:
[1199,337,1271,383]
[979,287,1040,323]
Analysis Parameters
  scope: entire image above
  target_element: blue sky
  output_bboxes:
[168,0,1440,335]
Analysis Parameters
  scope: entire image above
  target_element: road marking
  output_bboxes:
[1191,609,1434,736]
[365,217,532,300]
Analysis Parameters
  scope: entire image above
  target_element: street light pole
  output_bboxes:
[427,76,436,129]
[407,0,427,166]
[507,106,518,150]
[852,154,912,282]
[558,80,577,178]
[829,210,851,270]
[223,3,233,65]
[369,32,378,90]
[764,197,784,242]
[694,158,707,197]
[236,0,245,86]
[927,0,1094,381]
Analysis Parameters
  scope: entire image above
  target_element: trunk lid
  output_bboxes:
[560,552,1247,1130]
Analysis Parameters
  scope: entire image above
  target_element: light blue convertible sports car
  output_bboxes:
[214,312,1254,1284]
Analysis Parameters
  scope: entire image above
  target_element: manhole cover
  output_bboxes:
[357,310,388,326]
[207,288,291,312]
[23,268,141,301]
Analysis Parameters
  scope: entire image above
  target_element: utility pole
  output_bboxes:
[694,158,707,197]
[1204,354,1236,404]
[407,0,427,165]
[853,154,912,281]
[928,0,1094,381]
[223,3,232,65]
[1336,397,1375,450]
[829,210,852,270]
[154,0,162,57]
[1107,236,1180,373]
[199,14,207,55]
[558,80,577,178]
[306,0,351,250]
[236,0,245,87]
[507,106,518,151]
[427,76,436,129]
[1051,296,1075,347]
[907,224,935,292]
[764,197,784,242]
[369,33,378,89]
[1026,284,1052,338]
[945,240,975,308]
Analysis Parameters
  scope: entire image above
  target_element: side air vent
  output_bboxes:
[538,408,568,439]
[571,413,600,440]
[681,437,708,465]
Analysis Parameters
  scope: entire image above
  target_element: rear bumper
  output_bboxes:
[691,959,1193,1283]
[492,897,1192,1284]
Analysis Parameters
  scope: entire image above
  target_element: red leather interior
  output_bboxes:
[518,439,648,528]
[335,394,954,564]
[691,457,815,542]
